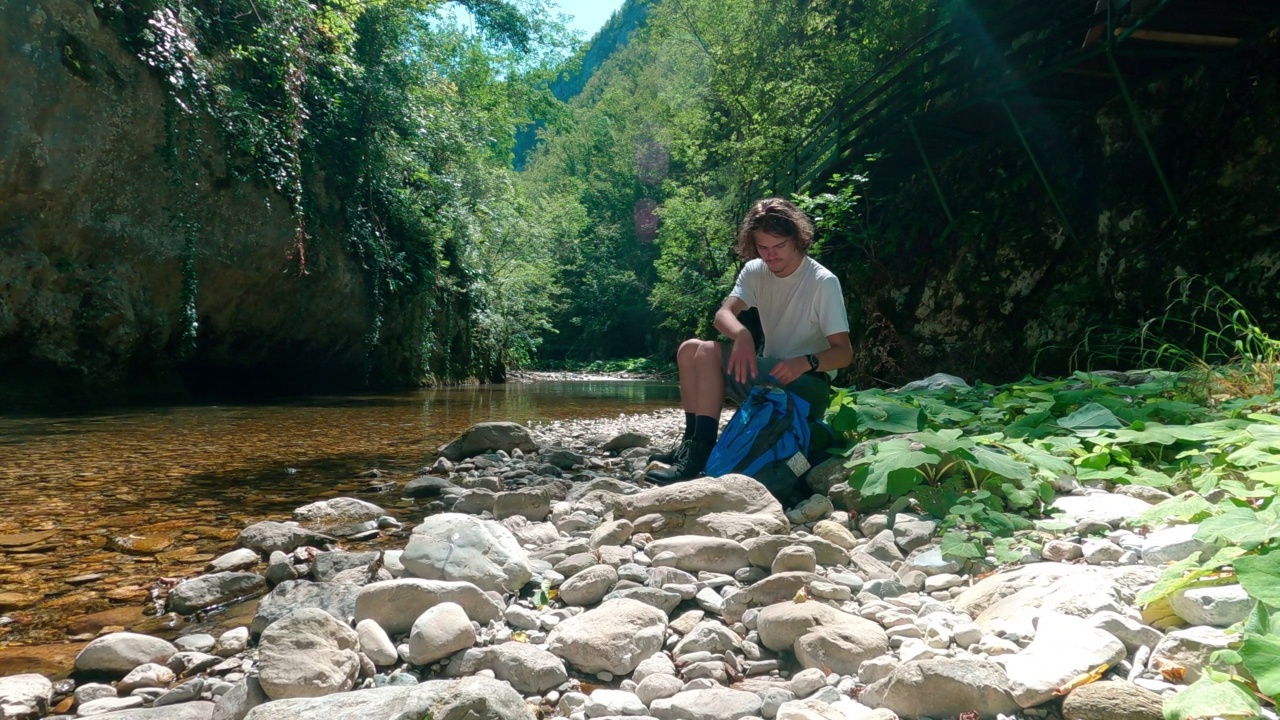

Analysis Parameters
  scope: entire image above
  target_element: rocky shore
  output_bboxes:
[0,409,1259,720]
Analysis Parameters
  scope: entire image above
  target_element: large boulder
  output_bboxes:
[74,633,178,675]
[440,422,538,461]
[242,677,535,720]
[601,475,788,541]
[402,514,532,593]
[860,658,1021,718]
[353,578,503,634]
[547,599,668,675]
[256,608,360,701]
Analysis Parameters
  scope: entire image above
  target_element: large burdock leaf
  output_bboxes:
[847,439,939,496]
[1234,551,1280,607]
[968,446,1032,481]
[1162,676,1259,720]
[1240,631,1280,698]
[1058,402,1125,433]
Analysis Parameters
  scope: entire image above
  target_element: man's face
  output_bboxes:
[754,231,803,277]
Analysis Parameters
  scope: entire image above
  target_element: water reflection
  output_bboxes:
[0,381,678,649]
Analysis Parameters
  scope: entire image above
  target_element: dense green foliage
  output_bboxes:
[520,0,933,361]
[98,0,577,379]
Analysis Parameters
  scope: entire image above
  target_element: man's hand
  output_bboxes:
[769,357,808,385]
[727,334,758,384]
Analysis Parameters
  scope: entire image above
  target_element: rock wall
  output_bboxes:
[0,0,455,408]
[833,39,1280,385]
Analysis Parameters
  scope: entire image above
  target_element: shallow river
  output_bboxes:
[0,380,679,673]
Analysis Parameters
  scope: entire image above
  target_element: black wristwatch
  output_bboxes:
[805,354,820,371]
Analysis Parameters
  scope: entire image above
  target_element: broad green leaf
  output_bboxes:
[1005,410,1053,439]
[1003,440,1076,476]
[1240,632,1280,697]
[1161,676,1260,720]
[940,531,983,559]
[1001,483,1038,509]
[1077,467,1130,481]
[969,446,1032,481]
[1247,465,1280,485]
[1136,555,1202,606]
[1058,402,1125,433]
[847,440,939,496]
[911,429,971,453]
[1133,492,1217,527]
[1234,552,1280,607]
[1077,452,1112,470]
[1197,506,1280,550]
[1244,601,1272,637]
[855,402,925,434]
[831,404,860,433]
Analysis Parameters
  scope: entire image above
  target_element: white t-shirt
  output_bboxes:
[729,256,849,360]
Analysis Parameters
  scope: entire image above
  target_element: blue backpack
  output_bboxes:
[705,386,812,503]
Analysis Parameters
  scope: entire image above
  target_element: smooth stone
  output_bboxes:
[1061,680,1164,720]
[547,599,667,676]
[407,602,475,665]
[402,513,532,593]
[353,578,503,634]
[559,565,619,607]
[445,643,568,694]
[860,658,1020,718]
[1169,584,1252,627]
[207,548,261,573]
[649,688,764,720]
[168,572,267,615]
[602,475,789,542]
[117,663,176,693]
[1149,626,1232,684]
[74,633,179,675]
[355,619,398,666]
[256,608,360,700]
[250,580,360,636]
[0,673,52,718]
[995,612,1127,708]
[237,521,335,555]
[440,422,538,461]
[648,536,750,575]
[1141,524,1217,566]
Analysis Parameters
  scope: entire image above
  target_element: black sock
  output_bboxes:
[694,415,718,444]
[684,412,696,439]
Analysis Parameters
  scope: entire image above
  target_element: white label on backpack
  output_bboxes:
[786,451,811,477]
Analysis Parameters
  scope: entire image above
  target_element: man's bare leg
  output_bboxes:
[676,338,701,414]
[693,340,725,419]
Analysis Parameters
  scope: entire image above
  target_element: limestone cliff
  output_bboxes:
[0,0,468,407]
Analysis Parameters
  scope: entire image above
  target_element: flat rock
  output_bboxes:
[1141,523,1217,566]
[1049,493,1153,529]
[648,536,750,575]
[794,623,891,676]
[168,572,266,615]
[251,580,360,636]
[1169,584,1251,627]
[649,688,763,720]
[743,535,847,568]
[446,643,568,694]
[997,612,1127,708]
[860,658,1020,718]
[74,701,215,719]
[292,497,384,530]
[402,513,532,593]
[602,475,788,541]
[242,677,534,720]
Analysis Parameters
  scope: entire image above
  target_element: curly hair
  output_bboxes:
[734,197,814,261]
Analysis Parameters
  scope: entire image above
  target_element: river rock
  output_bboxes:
[648,536,750,575]
[590,519,635,549]
[292,497,384,530]
[250,580,360,636]
[440,422,538,461]
[1141,523,1217,565]
[649,688,763,720]
[494,486,561,522]
[207,548,260,573]
[407,602,475,665]
[1048,493,1152,529]
[355,619,398,666]
[353,578,503,633]
[256,608,360,700]
[794,623,891,676]
[744,534,847,568]
[547,598,667,675]
[402,475,456,498]
[237,521,336,555]
[1148,626,1232,684]
[757,601,878,652]
[1169,584,1251,627]
[446,642,568,694]
[210,676,267,720]
[75,701,215,719]
[860,658,1020,718]
[602,475,788,541]
[1061,681,1164,720]
[0,673,51,718]
[804,456,850,495]
[242,677,534,720]
[586,688,648,716]
[602,432,650,451]
[168,572,267,615]
[310,551,379,582]
[74,632,178,675]
[721,572,826,623]
[117,662,176,692]
[559,564,619,606]
[402,513,532,593]
[811,520,858,550]
[997,612,1127,707]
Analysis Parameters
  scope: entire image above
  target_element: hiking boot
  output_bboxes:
[646,438,714,485]
[648,437,691,464]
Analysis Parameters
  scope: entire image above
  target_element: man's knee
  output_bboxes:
[676,339,703,363]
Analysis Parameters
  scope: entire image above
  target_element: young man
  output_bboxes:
[648,197,853,484]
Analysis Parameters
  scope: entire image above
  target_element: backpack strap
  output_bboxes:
[730,389,798,475]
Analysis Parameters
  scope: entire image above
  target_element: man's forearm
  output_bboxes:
[715,306,750,342]
[804,344,853,372]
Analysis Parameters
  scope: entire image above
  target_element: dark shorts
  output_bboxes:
[720,346,831,420]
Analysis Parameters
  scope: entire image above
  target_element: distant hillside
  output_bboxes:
[513,0,651,168]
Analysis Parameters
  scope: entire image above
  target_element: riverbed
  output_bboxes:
[0,381,680,656]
